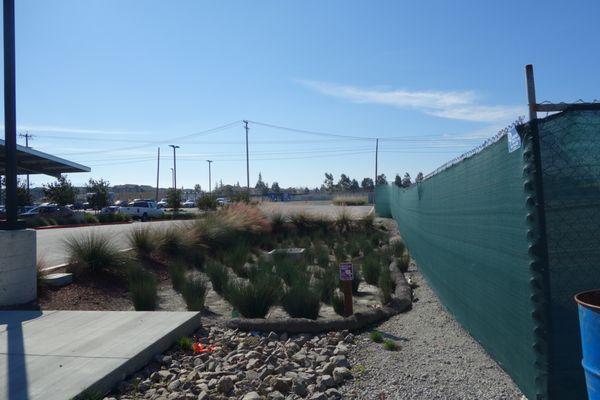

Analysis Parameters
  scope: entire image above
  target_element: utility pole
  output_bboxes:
[374,138,379,187]
[2,0,19,229]
[169,145,179,189]
[243,120,250,198]
[155,147,160,201]
[19,131,34,198]
[207,160,213,194]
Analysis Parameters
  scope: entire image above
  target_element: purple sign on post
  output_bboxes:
[339,263,353,281]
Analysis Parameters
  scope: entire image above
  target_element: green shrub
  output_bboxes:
[270,213,287,236]
[127,226,157,258]
[177,336,193,351]
[197,195,217,211]
[127,265,158,311]
[369,330,384,343]
[97,212,130,223]
[206,261,229,296]
[332,195,368,206]
[379,266,395,304]
[361,253,381,285]
[332,292,345,316]
[221,242,250,277]
[281,282,321,319]
[345,240,360,258]
[334,244,347,263]
[273,253,304,286]
[335,208,352,232]
[315,244,330,269]
[159,228,189,257]
[168,262,187,292]
[396,253,410,273]
[390,239,406,257]
[64,232,124,273]
[317,267,338,303]
[182,277,207,311]
[226,279,280,318]
[352,264,361,294]
[383,339,400,351]
[84,213,99,224]
[360,213,375,231]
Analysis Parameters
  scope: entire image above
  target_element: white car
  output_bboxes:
[157,198,168,208]
[182,199,196,208]
[119,200,164,221]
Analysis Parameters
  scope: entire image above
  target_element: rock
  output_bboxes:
[267,331,279,341]
[332,367,352,384]
[293,381,308,396]
[320,362,335,375]
[242,392,261,400]
[325,387,342,398]
[329,355,350,368]
[318,374,335,389]
[217,375,234,394]
[268,390,285,400]
[197,391,209,400]
[271,376,293,393]
[309,392,328,400]
[167,379,181,391]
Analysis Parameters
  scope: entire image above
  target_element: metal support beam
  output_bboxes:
[1,0,21,230]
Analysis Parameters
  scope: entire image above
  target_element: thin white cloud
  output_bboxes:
[1,124,151,136]
[298,80,524,123]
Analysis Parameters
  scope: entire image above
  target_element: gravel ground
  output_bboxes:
[340,266,526,400]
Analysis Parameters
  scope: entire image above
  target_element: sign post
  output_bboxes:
[339,262,354,317]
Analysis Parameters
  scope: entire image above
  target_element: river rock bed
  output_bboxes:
[109,327,356,400]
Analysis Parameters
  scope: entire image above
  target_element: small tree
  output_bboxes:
[394,174,402,187]
[194,184,202,199]
[323,173,334,192]
[43,175,76,205]
[86,178,111,210]
[338,174,352,192]
[401,173,412,188]
[271,182,281,195]
[167,188,182,210]
[255,172,269,196]
[376,174,387,185]
[16,178,32,207]
[350,179,360,192]
[416,172,424,182]
[361,177,374,192]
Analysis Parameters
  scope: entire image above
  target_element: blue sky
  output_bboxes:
[4,0,600,190]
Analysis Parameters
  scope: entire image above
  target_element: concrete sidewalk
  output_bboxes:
[0,310,202,400]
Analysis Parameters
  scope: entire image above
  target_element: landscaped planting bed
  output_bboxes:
[37,204,411,325]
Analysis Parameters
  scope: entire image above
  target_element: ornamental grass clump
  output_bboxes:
[159,227,190,257]
[352,264,361,294]
[335,208,353,233]
[378,265,395,304]
[64,232,125,274]
[396,253,411,273]
[128,226,157,259]
[182,277,208,311]
[315,243,330,269]
[369,330,384,343]
[332,291,345,316]
[205,261,229,296]
[226,279,280,318]
[390,239,406,258]
[168,262,187,292]
[221,241,250,277]
[316,266,337,303]
[281,282,321,319]
[127,264,158,311]
[362,253,381,285]
[383,339,400,351]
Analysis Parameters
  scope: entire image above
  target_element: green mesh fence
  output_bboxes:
[537,110,600,399]
[375,110,600,400]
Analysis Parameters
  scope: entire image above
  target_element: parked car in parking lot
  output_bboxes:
[19,205,74,219]
[182,199,196,208]
[100,206,121,214]
[118,200,163,221]
[157,198,168,208]
[216,197,229,206]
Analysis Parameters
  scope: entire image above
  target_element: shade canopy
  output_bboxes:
[0,140,90,177]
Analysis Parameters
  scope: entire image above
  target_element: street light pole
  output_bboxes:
[243,120,250,197]
[206,160,213,194]
[169,145,179,189]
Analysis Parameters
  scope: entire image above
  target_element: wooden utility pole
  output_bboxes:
[155,147,160,201]
[19,131,33,197]
[375,138,379,186]
[244,120,250,198]
[169,145,179,189]
[207,160,213,194]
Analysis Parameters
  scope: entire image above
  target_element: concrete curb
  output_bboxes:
[82,312,202,399]
[226,266,412,334]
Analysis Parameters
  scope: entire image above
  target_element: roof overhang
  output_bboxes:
[0,140,90,178]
